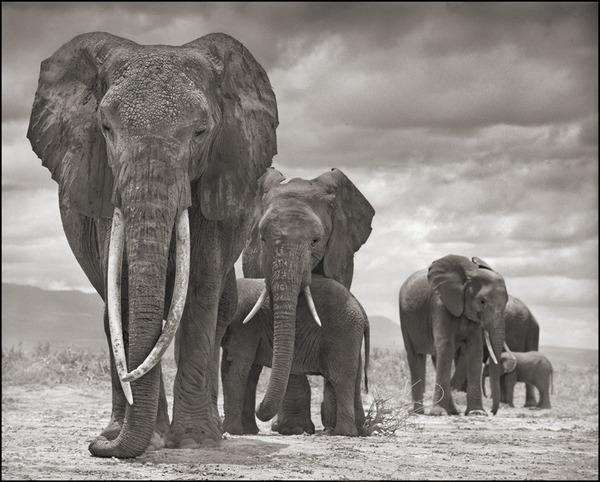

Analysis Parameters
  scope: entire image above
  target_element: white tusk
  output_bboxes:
[107,206,133,405]
[303,286,322,327]
[121,209,190,383]
[484,330,498,365]
[503,342,517,361]
[243,285,268,324]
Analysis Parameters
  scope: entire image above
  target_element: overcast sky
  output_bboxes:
[2,2,598,349]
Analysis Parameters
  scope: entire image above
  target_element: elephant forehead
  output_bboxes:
[105,53,209,130]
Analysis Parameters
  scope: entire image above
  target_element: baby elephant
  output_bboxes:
[484,351,553,409]
[221,276,370,436]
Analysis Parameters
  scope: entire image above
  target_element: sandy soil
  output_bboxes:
[2,383,597,480]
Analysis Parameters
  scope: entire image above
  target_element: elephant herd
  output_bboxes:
[27,33,553,459]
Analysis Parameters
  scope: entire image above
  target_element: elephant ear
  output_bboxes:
[27,32,135,218]
[501,353,517,374]
[472,256,494,271]
[242,167,286,277]
[427,254,475,318]
[314,168,375,289]
[187,33,278,220]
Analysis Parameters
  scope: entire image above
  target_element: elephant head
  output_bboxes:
[27,32,277,457]
[242,167,374,421]
[427,254,508,414]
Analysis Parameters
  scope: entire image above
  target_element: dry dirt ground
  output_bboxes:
[2,382,597,480]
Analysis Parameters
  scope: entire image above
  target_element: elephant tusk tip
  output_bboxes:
[121,380,134,406]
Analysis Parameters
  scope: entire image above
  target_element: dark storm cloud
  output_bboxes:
[1,2,597,348]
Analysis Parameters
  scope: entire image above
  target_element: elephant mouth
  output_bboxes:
[106,206,191,404]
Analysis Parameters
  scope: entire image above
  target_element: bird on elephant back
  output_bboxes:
[27,32,278,458]
[399,255,509,416]
[225,167,375,435]
[451,296,540,407]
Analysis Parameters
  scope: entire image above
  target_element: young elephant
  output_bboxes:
[484,351,553,409]
[221,276,370,436]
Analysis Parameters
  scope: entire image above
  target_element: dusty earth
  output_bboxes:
[2,382,598,480]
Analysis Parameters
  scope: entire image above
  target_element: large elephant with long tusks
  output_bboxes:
[239,167,375,434]
[399,255,509,416]
[27,32,278,458]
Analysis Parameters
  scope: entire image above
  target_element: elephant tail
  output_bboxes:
[364,317,370,394]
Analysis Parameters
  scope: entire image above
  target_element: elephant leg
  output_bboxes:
[275,374,315,435]
[431,341,458,416]
[221,343,256,435]
[504,372,517,407]
[405,344,426,414]
[500,373,509,403]
[168,271,223,448]
[537,379,551,409]
[524,383,538,407]
[146,365,170,451]
[354,355,366,436]
[464,330,486,415]
[332,378,358,436]
[451,345,468,392]
[99,305,127,440]
[321,379,337,431]
[241,364,262,434]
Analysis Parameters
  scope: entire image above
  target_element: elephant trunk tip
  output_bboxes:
[255,401,277,422]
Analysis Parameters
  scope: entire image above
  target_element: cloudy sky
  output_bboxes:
[2,2,598,349]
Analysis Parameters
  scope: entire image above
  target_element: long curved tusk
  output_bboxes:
[503,342,517,361]
[121,209,190,383]
[484,330,498,365]
[243,285,268,324]
[107,206,133,405]
[303,286,321,327]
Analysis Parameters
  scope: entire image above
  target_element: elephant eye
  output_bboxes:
[480,298,486,305]
[193,126,207,137]
[311,238,319,247]
[101,123,112,135]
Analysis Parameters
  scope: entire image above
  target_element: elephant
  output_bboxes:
[221,276,370,436]
[240,167,375,433]
[483,351,553,409]
[27,32,278,458]
[399,255,509,416]
[451,296,540,406]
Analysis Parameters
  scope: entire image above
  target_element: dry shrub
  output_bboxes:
[2,343,110,386]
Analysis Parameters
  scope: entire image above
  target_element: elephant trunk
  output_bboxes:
[89,150,187,458]
[255,244,305,422]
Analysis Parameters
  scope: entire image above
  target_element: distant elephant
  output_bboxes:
[452,296,540,406]
[241,167,374,433]
[483,351,553,409]
[27,32,278,458]
[221,276,370,436]
[399,255,509,416]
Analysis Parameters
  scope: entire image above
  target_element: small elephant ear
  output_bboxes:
[314,168,375,289]
[27,33,135,218]
[427,254,474,318]
[242,168,286,278]
[501,353,518,374]
[187,33,278,220]
[472,256,494,271]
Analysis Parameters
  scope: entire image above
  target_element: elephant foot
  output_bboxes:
[428,405,448,416]
[333,423,358,437]
[524,400,538,408]
[276,421,315,435]
[410,405,425,415]
[146,431,167,452]
[166,418,223,449]
[223,419,259,435]
[465,408,487,416]
[537,403,551,410]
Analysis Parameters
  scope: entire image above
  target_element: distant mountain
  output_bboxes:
[368,315,403,349]
[2,283,597,368]
[2,283,105,352]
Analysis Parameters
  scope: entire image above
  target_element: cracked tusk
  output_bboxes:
[107,206,133,405]
[303,286,321,327]
[121,209,190,383]
[243,285,268,324]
